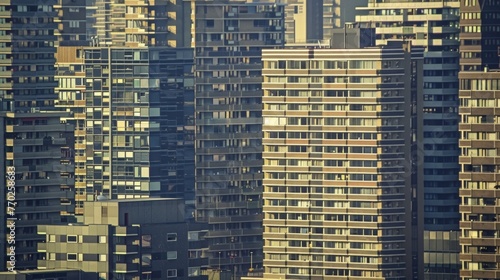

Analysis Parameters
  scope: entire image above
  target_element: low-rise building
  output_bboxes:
[38,198,188,280]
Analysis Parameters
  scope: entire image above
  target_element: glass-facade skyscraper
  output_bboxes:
[83,47,193,200]
[192,0,284,275]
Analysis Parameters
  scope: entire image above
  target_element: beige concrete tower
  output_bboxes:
[261,42,423,279]
[458,0,500,279]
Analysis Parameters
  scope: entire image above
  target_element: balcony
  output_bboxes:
[7,124,72,133]
[114,227,139,237]
[205,228,261,238]
[15,177,74,187]
[38,243,46,252]
[114,262,139,273]
[18,191,73,200]
[16,204,63,214]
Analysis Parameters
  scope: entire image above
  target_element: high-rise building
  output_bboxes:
[275,0,368,44]
[54,46,87,216]
[322,0,368,40]
[458,1,500,279]
[0,0,59,112]
[54,0,88,46]
[260,40,422,280]
[0,111,75,270]
[89,0,191,48]
[55,45,196,217]
[356,2,461,279]
[82,47,193,201]
[0,0,77,270]
[192,0,284,275]
[276,0,323,43]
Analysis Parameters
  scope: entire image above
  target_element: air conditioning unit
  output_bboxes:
[275,40,282,44]
[228,26,235,31]
[228,12,235,17]
[228,40,235,45]
[275,26,282,30]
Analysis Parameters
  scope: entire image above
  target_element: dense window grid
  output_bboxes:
[193,2,285,275]
[261,47,420,279]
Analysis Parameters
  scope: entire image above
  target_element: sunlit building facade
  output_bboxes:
[459,0,500,279]
[261,42,423,279]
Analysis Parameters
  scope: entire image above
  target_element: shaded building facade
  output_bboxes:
[0,0,76,271]
[356,1,461,279]
[54,0,88,46]
[192,0,284,275]
[82,47,193,201]
[38,198,188,280]
[1,111,75,270]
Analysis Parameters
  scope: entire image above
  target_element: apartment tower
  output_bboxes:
[276,0,323,43]
[275,0,368,44]
[322,0,368,40]
[54,0,88,46]
[0,0,76,270]
[82,47,193,201]
[192,0,284,274]
[458,0,500,279]
[90,0,191,48]
[53,0,196,216]
[356,1,461,278]
[261,40,423,279]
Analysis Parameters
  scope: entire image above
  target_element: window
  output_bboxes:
[142,253,152,266]
[67,253,77,261]
[167,269,177,278]
[188,267,200,277]
[69,21,80,28]
[99,236,107,243]
[142,235,151,247]
[67,235,77,243]
[167,233,177,242]
[101,206,107,217]
[167,251,177,260]
[100,254,107,262]
[48,235,55,242]
[188,231,199,241]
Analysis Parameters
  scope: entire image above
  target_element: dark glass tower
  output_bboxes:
[192,0,284,275]
[54,0,88,46]
[82,47,193,200]
[0,0,58,112]
[0,0,75,271]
